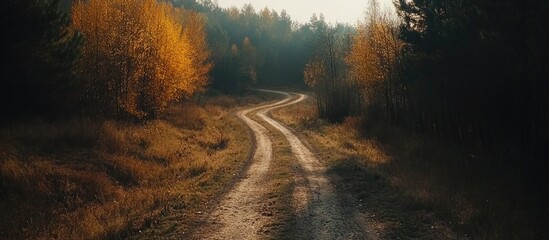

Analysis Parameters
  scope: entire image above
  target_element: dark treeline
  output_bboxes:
[396,0,549,152]
[397,1,549,234]
[395,1,549,232]
[305,0,549,236]
[172,0,316,93]
[1,0,81,119]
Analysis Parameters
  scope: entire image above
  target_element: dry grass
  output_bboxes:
[270,92,540,239]
[271,96,390,168]
[244,106,305,238]
[0,93,263,239]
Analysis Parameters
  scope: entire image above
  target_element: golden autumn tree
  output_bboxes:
[345,0,402,99]
[71,0,211,119]
[178,10,212,95]
[303,58,325,88]
[345,0,403,123]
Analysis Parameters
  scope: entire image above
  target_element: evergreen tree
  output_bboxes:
[0,0,81,120]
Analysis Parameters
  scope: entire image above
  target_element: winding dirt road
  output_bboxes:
[192,90,365,239]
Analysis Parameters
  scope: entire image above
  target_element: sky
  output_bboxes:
[214,0,396,25]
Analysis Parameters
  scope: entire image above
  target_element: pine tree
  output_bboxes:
[0,0,81,120]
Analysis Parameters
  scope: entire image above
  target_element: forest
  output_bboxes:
[1,0,548,239]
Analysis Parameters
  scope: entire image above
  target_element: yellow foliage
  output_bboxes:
[71,0,211,118]
[303,58,326,87]
[178,10,212,95]
[346,14,402,97]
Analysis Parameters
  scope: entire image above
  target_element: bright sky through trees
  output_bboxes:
[215,0,396,24]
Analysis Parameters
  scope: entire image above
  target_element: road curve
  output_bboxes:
[192,93,293,240]
[258,89,365,239]
[194,90,364,239]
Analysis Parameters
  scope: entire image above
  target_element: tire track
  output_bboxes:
[257,89,366,239]
[194,90,365,239]
[192,94,292,240]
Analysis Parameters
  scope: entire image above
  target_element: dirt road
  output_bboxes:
[192,90,365,239]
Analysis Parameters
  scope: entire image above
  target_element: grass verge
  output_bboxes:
[271,92,541,239]
[0,91,269,239]
[247,107,298,239]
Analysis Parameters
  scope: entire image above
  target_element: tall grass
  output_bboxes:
[0,93,257,239]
